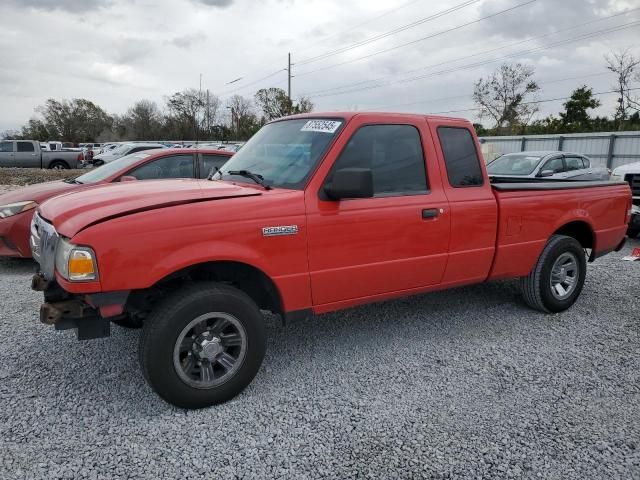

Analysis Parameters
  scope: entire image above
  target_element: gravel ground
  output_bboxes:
[0,168,85,187]
[0,242,639,479]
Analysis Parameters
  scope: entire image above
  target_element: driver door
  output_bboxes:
[305,118,450,308]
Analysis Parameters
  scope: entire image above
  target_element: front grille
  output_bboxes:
[30,213,58,280]
[626,174,640,198]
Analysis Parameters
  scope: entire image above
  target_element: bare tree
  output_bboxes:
[472,63,540,133]
[226,95,259,139]
[605,49,640,129]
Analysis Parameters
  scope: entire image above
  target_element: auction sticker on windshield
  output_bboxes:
[301,120,342,133]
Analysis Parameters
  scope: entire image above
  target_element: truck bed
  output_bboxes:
[488,180,630,280]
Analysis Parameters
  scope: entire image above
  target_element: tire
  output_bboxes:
[520,234,586,313]
[93,160,104,167]
[627,229,639,239]
[139,282,266,409]
[48,161,69,170]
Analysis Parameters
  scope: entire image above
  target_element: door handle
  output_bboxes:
[422,208,440,219]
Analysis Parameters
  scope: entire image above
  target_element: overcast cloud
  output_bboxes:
[0,0,638,132]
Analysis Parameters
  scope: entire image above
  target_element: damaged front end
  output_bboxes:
[32,273,130,340]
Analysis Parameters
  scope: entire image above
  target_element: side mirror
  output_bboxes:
[324,168,373,200]
[120,175,138,182]
[538,169,554,178]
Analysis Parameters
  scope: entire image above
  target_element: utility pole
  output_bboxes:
[287,52,292,105]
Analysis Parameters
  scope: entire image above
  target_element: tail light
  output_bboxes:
[77,153,84,161]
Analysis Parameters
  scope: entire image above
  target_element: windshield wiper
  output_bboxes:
[226,170,272,190]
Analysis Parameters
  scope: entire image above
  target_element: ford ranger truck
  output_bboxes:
[30,113,631,409]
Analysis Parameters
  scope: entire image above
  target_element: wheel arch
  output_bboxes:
[553,220,594,250]
[151,260,284,316]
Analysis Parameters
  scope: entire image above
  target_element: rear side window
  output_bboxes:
[542,157,564,173]
[17,141,35,152]
[437,127,483,187]
[327,124,428,196]
[127,154,194,180]
[565,156,584,171]
[0,141,14,153]
[200,154,230,179]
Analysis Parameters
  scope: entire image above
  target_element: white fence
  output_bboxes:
[479,131,640,169]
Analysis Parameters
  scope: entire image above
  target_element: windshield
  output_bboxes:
[75,153,151,183]
[487,153,543,176]
[108,144,131,155]
[214,118,344,189]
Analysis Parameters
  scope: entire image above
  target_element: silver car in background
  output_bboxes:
[487,151,610,181]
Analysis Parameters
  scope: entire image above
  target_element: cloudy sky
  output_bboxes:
[0,0,638,132]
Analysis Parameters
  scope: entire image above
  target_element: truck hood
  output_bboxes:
[38,179,261,237]
[613,161,640,175]
[0,180,78,206]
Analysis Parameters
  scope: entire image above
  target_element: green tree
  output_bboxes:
[254,88,293,121]
[35,98,112,142]
[559,86,601,132]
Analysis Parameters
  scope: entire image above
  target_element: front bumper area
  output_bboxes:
[32,273,129,340]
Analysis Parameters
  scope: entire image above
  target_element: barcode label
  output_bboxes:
[300,120,342,133]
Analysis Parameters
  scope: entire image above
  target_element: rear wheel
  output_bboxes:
[520,234,586,313]
[49,161,69,170]
[139,282,266,409]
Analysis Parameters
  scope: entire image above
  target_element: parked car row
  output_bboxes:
[0,148,233,258]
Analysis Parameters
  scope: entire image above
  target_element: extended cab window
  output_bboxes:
[17,141,35,152]
[0,141,14,153]
[200,154,230,179]
[438,127,483,187]
[128,155,194,180]
[327,124,428,196]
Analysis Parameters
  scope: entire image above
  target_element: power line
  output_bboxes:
[211,0,429,95]
[295,0,482,66]
[295,0,538,77]
[293,0,428,56]
[423,87,640,116]
[357,72,611,111]
[301,6,640,97]
[304,20,640,99]
[217,68,287,96]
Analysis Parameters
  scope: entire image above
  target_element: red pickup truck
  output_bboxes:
[31,113,631,408]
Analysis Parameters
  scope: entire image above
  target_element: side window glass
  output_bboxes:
[201,154,230,179]
[327,124,428,196]
[17,142,35,152]
[127,155,194,180]
[437,127,484,187]
[543,157,564,173]
[565,156,581,171]
[0,141,14,153]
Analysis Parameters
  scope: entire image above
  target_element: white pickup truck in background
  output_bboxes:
[0,139,83,169]
[611,161,640,237]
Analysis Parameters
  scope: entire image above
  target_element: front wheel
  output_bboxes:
[139,282,266,409]
[520,234,587,313]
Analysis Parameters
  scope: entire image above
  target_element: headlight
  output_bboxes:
[55,237,98,281]
[0,201,37,219]
[611,173,624,181]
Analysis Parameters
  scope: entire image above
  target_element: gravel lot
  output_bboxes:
[1,241,639,479]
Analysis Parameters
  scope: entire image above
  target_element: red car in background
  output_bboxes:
[0,148,233,258]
